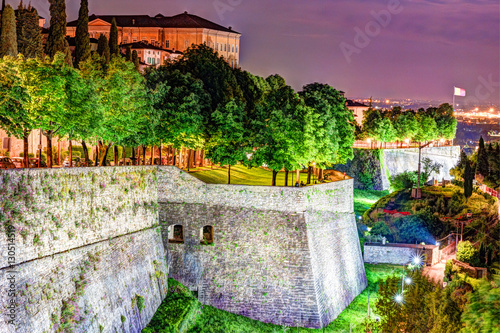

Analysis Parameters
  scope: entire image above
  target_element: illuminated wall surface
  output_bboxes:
[159,167,367,329]
[0,166,366,331]
[0,167,167,333]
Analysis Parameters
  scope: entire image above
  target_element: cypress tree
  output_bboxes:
[97,34,110,63]
[0,4,18,57]
[476,136,489,177]
[125,45,132,61]
[464,159,473,202]
[132,49,139,70]
[74,0,90,68]
[46,0,67,58]
[109,17,119,56]
[16,4,43,58]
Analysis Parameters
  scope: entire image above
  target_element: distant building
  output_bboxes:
[67,12,241,68]
[339,91,369,126]
[119,42,183,70]
[346,100,369,126]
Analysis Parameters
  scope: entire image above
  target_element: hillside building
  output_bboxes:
[66,12,241,68]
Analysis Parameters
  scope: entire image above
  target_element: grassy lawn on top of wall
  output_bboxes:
[187,164,347,186]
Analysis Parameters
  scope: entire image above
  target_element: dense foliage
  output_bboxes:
[360,104,457,144]
[451,138,500,190]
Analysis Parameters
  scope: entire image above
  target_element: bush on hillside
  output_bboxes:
[457,241,480,267]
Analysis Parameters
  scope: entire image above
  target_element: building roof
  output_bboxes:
[346,100,368,107]
[68,12,240,34]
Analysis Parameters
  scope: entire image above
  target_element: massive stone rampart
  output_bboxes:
[157,167,367,328]
[0,167,168,333]
[1,166,366,331]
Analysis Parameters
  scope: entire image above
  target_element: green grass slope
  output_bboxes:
[143,265,401,333]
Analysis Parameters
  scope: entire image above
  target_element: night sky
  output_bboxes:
[15,0,500,103]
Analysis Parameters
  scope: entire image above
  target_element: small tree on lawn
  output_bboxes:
[205,100,248,184]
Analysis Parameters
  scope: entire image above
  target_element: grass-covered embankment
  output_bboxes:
[144,265,402,333]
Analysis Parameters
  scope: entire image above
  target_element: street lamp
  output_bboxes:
[375,317,380,333]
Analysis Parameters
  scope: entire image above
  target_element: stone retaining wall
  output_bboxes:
[158,166,366,329]
[0,167,167,332]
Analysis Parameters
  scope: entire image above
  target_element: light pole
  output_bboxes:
[376,317,379,333]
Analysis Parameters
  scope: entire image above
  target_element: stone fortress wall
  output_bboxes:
[0,167,168,333]
[380,146,461,189]
[0,166,366,331]
[335,146,461,191]
[158,167,367,328]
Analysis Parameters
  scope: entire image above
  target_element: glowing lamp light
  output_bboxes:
[394,294,404,304]
[412,255,422,266]
[404,277,412,285]
[367,138,372,143]
[436,242,440,246]
[439,138,445,143]
[404,139,410,144]
[489,108,494,112]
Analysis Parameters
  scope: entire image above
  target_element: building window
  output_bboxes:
[224,43,226,51]
[236,46,238,53]
[165,40,170,48]
[200,226,213,245]
[168,225,184,244]
[232,45,234,52]
[132,38,137,42]
[2,137,10,150]
[216,42,219,50]
[123,37,128,43]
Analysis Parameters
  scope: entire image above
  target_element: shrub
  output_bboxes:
[457,241,479,266]
[391,171,420,190]
[370,221,392,241]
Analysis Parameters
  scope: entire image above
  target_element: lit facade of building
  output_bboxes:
[67,12,241,68]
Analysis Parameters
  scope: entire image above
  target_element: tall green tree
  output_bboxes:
[250,84,306,186]
[109,18,119,56]
[464,159,474,202]
[74,0,90,68]
[0,4,17,57]
[16,2,43,59]
[20,53,84,167]
[80,54,150,166]
[414,112,438,143]
[300,83,356,165]
[144,67,208,164]
[170,44,243,114]
[433,103,457,140]
[125,45,132,61]
[393,111,418,143]
[46,0,67,59]
[132,50,139,70]
[205,100,248,184]
[0,56,33,167]
[461,274,500,332]
[97,34,110,64]
[476,136,489,177]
